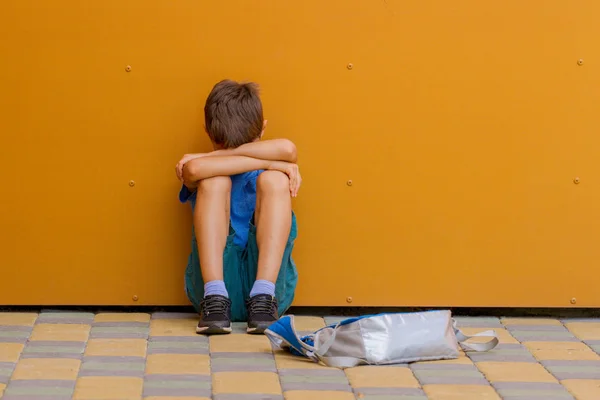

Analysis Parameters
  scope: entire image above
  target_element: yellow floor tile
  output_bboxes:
[0,313,37,326]
[424,384,501,400]
[417,352,473,365]
[12,358,80,380]
[274,351,336,370]
[94,313,150,323]
[213,371,281,394]
[210,334,272,353]
[459,328,518,344]
[565,322,600,341]
[561,379,600,400]
[30,323,90,342]
[477,362,557,383]
[149,318,197,336]
[345,365,420,388]
[291,316,326,331]
[85,338,147,357]
[524,341,600,361]
[74,376,143,399]
[0,343,24,362]
[146,354,210,375]
[0,383,5,398]
[501,318,562,326]
[285,391,356,400]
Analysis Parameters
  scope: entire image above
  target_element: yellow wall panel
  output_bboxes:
[0,1,598,307]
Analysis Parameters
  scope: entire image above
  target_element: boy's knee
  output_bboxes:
[198,176,232,193]
[257,171,289,193]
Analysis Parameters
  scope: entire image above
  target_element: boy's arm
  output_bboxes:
[214,139,297,163]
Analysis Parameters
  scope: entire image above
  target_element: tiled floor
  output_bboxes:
[0,312,599,399]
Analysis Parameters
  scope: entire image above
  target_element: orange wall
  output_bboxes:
[1,1,599,307]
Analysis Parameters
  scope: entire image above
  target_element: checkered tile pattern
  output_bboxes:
[1,313,599,399]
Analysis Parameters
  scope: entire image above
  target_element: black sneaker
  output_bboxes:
[246,294,279,334]
[196,295,232,334]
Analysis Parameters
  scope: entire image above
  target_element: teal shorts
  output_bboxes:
[185,213,298,322]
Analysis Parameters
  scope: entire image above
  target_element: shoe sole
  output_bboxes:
[196,325,232,335]
[246,324,271,335]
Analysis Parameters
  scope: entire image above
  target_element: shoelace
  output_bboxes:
[248,297,277,315]
[201,297,230,316]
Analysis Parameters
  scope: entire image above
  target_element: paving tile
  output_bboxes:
[74,376,143,399]
[507,326,578,342]
[12,358,80,380]
[146,354,210,375]
[2,379,76,399]
[410,363,488,385]
[458,327,519,344]
[502,318,563,326]
[416,352,472,365]
[146,397,210,400]
[90,324,149,339]
[0,362,16,384]
[150,318,197,336]
[561,379,600,400]
[284,391,355,400]
[274,351,336,370]
[423,384,501,400]
[21,340,86,359]
[0,326,33,344]
[214,395,283,400]
[585,340,600,354]
[278,368,351,391]
[0,382,5,397]
[211,352,277,372]
[0,313,38,326]
[564,322,600,341]
[524,341,600,361]
[0,343,24,362]
[541,360,600,380]
[37,312,94,325]
[30,324,90,342]
[476,361,557,383]
[345,365,420,388]
[210,334,272,353]
[213,371,282,394]
[352,386,428,399]
[147,336,209,354]
[79,356,146,377]
[454,317,503,328]
[289,317,326,331]
[143,374,211,397]
[467,343,536,363]
[85,338,147,357]
[151,312,198,319]
[492,382,574,399]
[94,313,150,323]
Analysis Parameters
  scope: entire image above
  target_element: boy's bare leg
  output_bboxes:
[194,176,231,283]
[255,171,292,282]
[193,176,232,334]
[247,171,291,334]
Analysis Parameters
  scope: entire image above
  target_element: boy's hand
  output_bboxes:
[176,153,206,181]
[268,161,302,198]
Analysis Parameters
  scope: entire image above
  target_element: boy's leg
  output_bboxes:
[194,176,233,334]
[247,171,292,333]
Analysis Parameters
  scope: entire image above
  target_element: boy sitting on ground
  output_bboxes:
[175,80,301,335]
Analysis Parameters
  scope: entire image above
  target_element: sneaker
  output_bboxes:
[246,294,279,334]
[196,295,232,334]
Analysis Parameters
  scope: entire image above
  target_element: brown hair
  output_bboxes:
[204,80,264,148]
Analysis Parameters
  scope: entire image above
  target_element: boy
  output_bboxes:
[175,80,301,335]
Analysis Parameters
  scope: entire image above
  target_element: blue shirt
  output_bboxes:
[179,170,263,248]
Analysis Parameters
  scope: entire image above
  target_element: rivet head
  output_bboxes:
[132,295,139,301]
[125,65,132,72]
[347,63,353,70]
[577,59,584,66]
[129,180,136,187]
[571,297,577,305]
[347,180,353,186]
[573,177,580,184]
[346,296,353,303]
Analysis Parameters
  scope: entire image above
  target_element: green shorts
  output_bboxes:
[185,213,298,322]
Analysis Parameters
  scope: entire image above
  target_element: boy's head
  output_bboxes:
[204,79,265,149]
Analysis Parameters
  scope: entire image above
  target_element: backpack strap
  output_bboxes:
[453,320,499,352]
